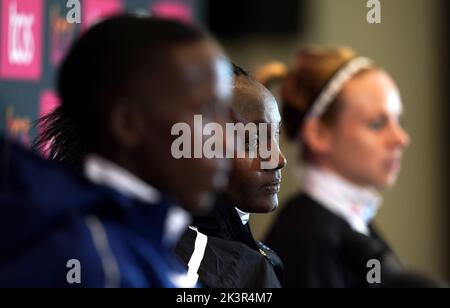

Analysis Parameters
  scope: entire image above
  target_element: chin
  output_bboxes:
[244,201,276,214]
[260,199,278,213]
[385,177,399,189]
[374,175,398,190]
[269,203,279,213]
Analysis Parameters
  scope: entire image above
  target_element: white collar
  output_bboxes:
[301,164,382,235]
[84,154,161,204]
[235,207,250,225]
[84,154,190,245]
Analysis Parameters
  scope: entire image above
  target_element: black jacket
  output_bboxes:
[265,193,403,288]
[175,195,283,288]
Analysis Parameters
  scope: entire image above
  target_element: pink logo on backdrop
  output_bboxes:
[0,0,43,80]
[151,0,194,24]
[82,0,123,31]
[39,91,61,157]
[39,90,60,120]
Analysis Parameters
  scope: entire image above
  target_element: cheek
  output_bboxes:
[355,130,387,164]
[231,159,256,184]
[229,159,260,193]
[332,128,383,167]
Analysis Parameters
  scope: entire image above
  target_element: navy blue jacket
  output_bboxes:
[0,137,191,288]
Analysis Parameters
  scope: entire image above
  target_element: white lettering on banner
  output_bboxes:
[7,0,35,65]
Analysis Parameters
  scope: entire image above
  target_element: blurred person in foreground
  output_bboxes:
[0,15,232,288]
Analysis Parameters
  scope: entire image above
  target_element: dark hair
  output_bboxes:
[34,15,208,168]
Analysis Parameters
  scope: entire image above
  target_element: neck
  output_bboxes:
[301,164,382,235]
[96,149,145,183]
[317,160,373,189]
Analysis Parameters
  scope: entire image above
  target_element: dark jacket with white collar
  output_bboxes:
[175,194,283,288]
[0,137,192,288]
[265,193,403,288]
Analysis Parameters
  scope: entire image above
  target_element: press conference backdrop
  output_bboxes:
[0,0,202,144]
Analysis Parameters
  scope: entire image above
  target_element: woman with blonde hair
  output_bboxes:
[260,47,411,288]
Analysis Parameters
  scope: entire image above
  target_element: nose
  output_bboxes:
[276,148,287,171]
[262,141,287,171]
[390,122,410,149]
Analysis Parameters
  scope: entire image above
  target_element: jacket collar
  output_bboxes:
[192,194,259,251]
[84,154,160,204]
[84,154,190,248]
[235,207,250,225]
[302,164,382,235]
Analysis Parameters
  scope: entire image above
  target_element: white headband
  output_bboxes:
[306,57,374,119]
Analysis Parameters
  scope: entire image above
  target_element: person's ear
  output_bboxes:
[302,118,333,156]
[110,102,146,148]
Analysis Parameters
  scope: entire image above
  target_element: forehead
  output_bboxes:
[232,77,281,124]
[168,41,223,84]
[340,69,403,116]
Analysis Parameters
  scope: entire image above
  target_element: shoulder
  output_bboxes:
[267,193,347,244]
[0,214,105,288]
[200,236,281,288]
[176,229,280,288]
[0,211,186,288]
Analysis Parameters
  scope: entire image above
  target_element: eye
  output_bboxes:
[367,116,387,131]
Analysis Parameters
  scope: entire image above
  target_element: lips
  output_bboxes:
[260,170,282,194]
[385,157,402,174]
[261,178,281,194]
[262,184,281,194]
